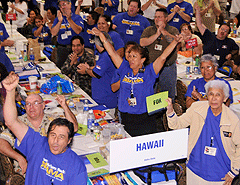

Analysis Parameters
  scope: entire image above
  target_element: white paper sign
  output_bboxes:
[110,129,188,173]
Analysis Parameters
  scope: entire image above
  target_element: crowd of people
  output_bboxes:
[0,0,240,184]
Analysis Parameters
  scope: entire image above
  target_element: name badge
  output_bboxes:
[128,97,137,107]
[66,31,72,36]
[204,146,217,156]
[173,18,179,22]
[61,33,68,40]
[155,44,162,51]
[95,55,99,61]
[223,131,232,137]
[126,29,133,35]
[205,13,211,17]
[90,39,94,44]
[214,55,220,60]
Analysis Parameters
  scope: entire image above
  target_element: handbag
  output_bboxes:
[133,162,183,184]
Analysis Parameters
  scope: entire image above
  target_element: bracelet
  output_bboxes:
[168,112,175,118]
[85,68,89,74]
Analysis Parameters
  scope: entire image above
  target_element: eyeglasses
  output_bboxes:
[200,66,213,70]
[220,27,229,33]
[181,28,189,31]
[25,101,43,107]
[59,2,69,8]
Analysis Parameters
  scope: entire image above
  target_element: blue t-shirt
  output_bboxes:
[187,107,230,181]
[0,52,14,72]
[92,51,118,109]
[0,23,10,52]
[202,29,239,68]
[79,21,97,49]
[111,60,159,114]
[15,127,87,185]
[108,30,125,51]
[32,26,52,45]
[167,1,193,31]
[185,77,233,104]
[52,14,84,45]
[104,0,119,17]
[112,12,150,44]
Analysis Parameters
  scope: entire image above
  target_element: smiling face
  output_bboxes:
[207,87,227,113]
[47,9,54,20]
[154,11,167,27]
[216,25,230,40]
[200,61,216,82]
[25,94,45,121]
[48,125,71,155]
[128,1,139,17]
[35,18,43,27]
[59,0,71,14]
[97,17,110,33]
[71,39,84,56]
[181,25,191,37]
[87,14,95,26]
[29,10,36,21]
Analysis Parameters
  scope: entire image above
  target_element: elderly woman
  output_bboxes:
[185,54,233,108]
[178,23,203,58]
[87,28,182,136]
[167,80,240,185]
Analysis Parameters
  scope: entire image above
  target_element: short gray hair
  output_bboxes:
[200,54,219,67]
[205,80,229,99]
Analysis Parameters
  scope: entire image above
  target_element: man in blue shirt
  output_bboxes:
[167,0,193,31]
[195,4,239,68]
[185,54,233,109]
[2,73,87,185]
[112,0,150,45]
[101,0,119,18]
[51,0,84,68]
[0,22,15,53]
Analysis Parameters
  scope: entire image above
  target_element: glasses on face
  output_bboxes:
[200,66,213,70]
[25,101,43,107]
[181,28,189,31]
[59,2,68,8]
[220,27,228,33]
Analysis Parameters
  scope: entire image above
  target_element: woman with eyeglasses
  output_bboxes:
[178,23,203,58]
[185,54,233,109]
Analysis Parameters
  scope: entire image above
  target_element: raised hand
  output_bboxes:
[2,73,19,92]
[57,10,63,22]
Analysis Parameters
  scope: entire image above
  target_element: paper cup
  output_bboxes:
[28,76,38,90]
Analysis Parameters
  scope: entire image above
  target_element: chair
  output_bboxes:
[175,80,188,113]
[0,154,25,185]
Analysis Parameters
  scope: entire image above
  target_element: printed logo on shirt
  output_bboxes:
[60,24,70,29]
[40,158,65,182]
[122,75,144,84]
[170,7,186,13]
[122,19,140,26]
[0,31,3,36]
[222,45,227,49]
[96,65,101,70]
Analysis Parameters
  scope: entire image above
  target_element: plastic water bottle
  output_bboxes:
[83,99,89,114]
[19,54,24,67]
[233,23,237,36]
[93,121,100,142]
[23,44,28,61]
[29,48,35,63]
[87,109,95,130]
[57,81,62,95]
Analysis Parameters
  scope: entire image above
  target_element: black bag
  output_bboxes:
[133,163,183,185]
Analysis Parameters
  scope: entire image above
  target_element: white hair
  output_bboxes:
[205,80,229,99]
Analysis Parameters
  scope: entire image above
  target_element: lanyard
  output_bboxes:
[130,72,139,98]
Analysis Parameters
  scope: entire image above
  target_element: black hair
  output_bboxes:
[129,44,149,66]
[34,14,43,23]
[219,23,231,34]
[71,35,85,45]
[47,6,57,17]
[89,11,100,24]
[124,41,138,53]
[156,8,168,17]
[47,118,75,140]
[28,8,39,17]
[236,13,240,28]
[128,0,141,9]
[0,63,9,82]
[180,23,193,33]
[98,15,113,31]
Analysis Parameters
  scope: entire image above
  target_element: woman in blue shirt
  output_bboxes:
[89,28,182,136]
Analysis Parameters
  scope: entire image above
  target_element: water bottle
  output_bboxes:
[57,81,62,95]
[87,109,95,130]
[23,44,28,61]
[93,121,100,142]
[19,54,24,67]
[233,23,237,36]
[195,55,201,74]
[83,99,89,114]
[29,48,35,63]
